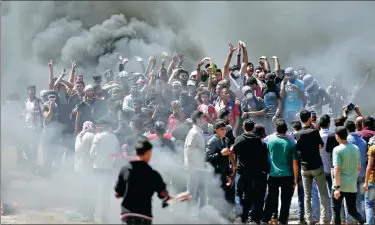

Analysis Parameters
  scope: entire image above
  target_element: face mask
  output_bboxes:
[231,70,240,79]
[246,92,253,101]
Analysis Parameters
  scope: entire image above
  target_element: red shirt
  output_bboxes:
[167,113,186,133]
[198,104,217,124]
[214,100,240,128]
[148,133,173,140]
[357,128,375,143]
[253,86,263,98]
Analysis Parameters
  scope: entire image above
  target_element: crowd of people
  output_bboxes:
[2,40,375,225]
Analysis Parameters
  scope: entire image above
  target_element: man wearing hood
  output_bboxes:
[303,74,331,115]
[231,119,269,224]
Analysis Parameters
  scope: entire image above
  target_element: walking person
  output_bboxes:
[261,119,299,225]
[332,126,365,225]
[363,138,375,224]
[115,140,190,225]
[184,111,207,221]
[231,119,269,224]
[295,110,329,225]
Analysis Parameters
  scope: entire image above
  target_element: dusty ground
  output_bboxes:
[1,147,301,224]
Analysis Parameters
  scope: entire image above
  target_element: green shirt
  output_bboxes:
[266,136,298,177]
[332,143,360,193]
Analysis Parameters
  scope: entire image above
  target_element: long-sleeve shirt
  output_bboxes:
[115,160,170,219]
[184,125,206,169]
[90,131,120,169]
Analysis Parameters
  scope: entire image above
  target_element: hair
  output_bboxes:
[216,69,222,73]
[291,120,302,131]
[191,111,203,124]
[363,116,375,129]
[27,85,36,90]
[318,114,331,129]
[299,110,311,123]
[247,77,258,86]
[243,119,255,132]
[334,116,347,127]
[214,119,227,130]
[345,120,356,133]
[135,140,153,155]
[335,126,348,140]
[76,80,85,86]
[218,109,230,119]
[276,119,288,134]
[254,124,266,139]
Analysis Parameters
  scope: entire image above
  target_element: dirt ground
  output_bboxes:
[1,146,301,224]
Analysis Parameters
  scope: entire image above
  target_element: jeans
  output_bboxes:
[262,176,295,225]
[283,111,298,126]
[297,178,305,220]
[311,172,333,222]
[365,182,375,224]
[332,191,365,225]
[345,177,365,223]
[187,171,206,221]
[301,167,329,223]
[235,173,267,223]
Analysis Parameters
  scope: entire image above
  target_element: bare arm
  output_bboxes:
[293,159,299,184]
[167,53,178,77]
[259,56,270,73]
[239,41,248,76]
[134,56,146,74]
[43,102,54,121]
[68,60,76,85]
[365,154,374,186]
[53,69,68,90]
[271,56,283,79]
[48,60,54,90]
[236,41,242,69]
[280,79,287,99]
[176,53,185,68]
[223,42,238,80]
[334,166,340,188]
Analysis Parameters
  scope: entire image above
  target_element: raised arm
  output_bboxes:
[259,56,270,73]
[176,53,185,68]
[48,60,54,90]
[236,42,242,69]
[53,68,68,90]
[270,56,283,79]
[134,56,146,74]
[167,53,178,77]
[68,60,76,85]
[223,42,238,80]
[239,41,248,76]
[116,53,130,72]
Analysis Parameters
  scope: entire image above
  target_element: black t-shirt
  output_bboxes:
[232,133,269,175]
[295,126,324,171]
[114,161,169,218]
[325,132,339,168]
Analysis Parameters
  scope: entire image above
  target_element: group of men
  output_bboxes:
[2,40,375,225]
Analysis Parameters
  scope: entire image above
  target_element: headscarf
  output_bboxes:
[77,121,95,140]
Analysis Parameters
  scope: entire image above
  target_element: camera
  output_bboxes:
[347,103,355,111]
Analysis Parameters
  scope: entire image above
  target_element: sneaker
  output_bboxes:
[299,219,308,225]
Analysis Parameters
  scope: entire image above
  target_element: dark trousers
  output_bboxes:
[262,176,295,224]
[332,191,365,225]
[236,173,267,223]
[122,217,152,225]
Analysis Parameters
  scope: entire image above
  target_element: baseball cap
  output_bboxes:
[284,67,295,77]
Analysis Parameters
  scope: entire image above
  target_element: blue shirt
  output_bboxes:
[347,132,367,178]
[284,79,304,112]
